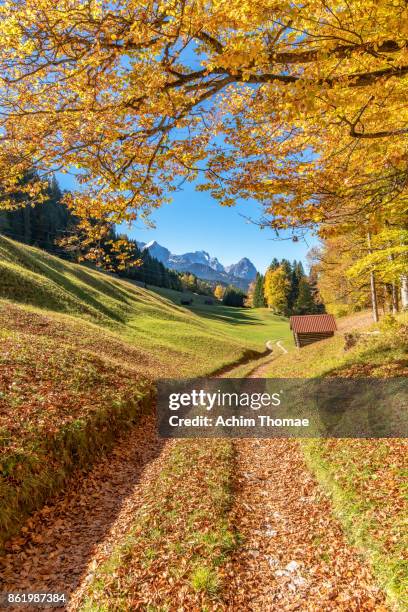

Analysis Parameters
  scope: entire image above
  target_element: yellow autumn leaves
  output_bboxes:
[0,0,406,262]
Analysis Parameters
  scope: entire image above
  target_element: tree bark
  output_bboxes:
[385,220,399,314]
[401,275,408,310]
[390,282,399,314]
[367,232,379,322]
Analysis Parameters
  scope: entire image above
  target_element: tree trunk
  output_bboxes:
[401,275,408,310]
[390,282,399,314]
[385,221,399,314]
[367,232,379,322]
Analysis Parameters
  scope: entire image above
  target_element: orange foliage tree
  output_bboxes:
[0,1,407,261]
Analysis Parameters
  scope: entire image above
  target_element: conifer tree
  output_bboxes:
[223,286,246,307]
[294,277,316,314]
[253,273,266,308]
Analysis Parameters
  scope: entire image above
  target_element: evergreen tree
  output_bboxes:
[295,261,305,278]
[287,260,305,313]
[222,286,246,307]
[294,277,316,314]
[269,258,280,271]
[0,172,75,255]
[253,273,266,307]
[280,259,292,277]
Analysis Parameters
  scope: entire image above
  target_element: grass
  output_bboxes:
[80,440,236,610]
[263,311,408,379]
[3,235,405,609]
[304,439,408,610]
[191,566,220,595]
[0,236,292,550]
[0,235,293,378]
[259,315,408,611]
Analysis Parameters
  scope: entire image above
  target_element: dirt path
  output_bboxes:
[0,332,386,611]
[222,354,386,611]
[0,414,171,610]
[225,438,385,611]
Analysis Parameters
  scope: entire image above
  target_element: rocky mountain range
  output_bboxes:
[137,240,257,289]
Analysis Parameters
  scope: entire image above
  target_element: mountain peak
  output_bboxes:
[142,241,171,264]
[225,258,257,281]
[140,240,257,287]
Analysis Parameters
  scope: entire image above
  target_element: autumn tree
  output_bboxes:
[310,236,375,317]
[1,3,407,227]
[264,266,290,314]
[214,284,224,300]
[0,1,407,293]
[181,274,198,292]
[244,281,255,307]
[348,226,408,313]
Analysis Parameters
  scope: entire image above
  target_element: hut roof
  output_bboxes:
[289,314,337,334]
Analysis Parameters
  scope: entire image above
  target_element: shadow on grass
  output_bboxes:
[190,305,265,326]
[1,238,128,323]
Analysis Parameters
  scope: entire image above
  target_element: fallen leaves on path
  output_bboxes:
[0,415,167,610]
[224,438,386,611]
[79,439,235,611]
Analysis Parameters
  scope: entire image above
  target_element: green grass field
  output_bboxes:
[0,235,293,378]
[0,235,292,549]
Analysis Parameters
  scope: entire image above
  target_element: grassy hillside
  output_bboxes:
[0,235,292,378]
[0,236,292,549]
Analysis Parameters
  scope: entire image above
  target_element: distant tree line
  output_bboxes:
[222,286,246,307]
[0,172,76,257]
[97,227,182,290]
[247,259,324,315]
[179,273,214,296]
[0,171,208,293]
[213,284,246,307]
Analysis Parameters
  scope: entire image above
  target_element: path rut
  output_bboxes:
[222,354,387,611]
[0,415,171,610]
[225,438,386,611]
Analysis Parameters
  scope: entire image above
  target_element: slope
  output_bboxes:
[0,235,292,549]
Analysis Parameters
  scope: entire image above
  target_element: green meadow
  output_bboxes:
[0,235,293,378]
[0,235,292,548]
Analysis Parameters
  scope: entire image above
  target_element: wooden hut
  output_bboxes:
[290,314,337,348]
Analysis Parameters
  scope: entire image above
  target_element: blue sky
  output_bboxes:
[59,172,316,274]
[56,41,318,274]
